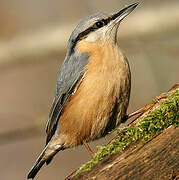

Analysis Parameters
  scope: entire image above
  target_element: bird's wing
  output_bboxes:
[45,52,89,144]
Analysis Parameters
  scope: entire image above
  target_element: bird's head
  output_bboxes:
[67,2,139,54]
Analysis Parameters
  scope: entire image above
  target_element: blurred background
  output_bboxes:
[0,0,178,179]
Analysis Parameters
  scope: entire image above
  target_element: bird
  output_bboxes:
[27,2,139,179]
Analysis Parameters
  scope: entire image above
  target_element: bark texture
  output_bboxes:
[72,126,179,180]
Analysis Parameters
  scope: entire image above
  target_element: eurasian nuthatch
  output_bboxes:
[27,2,138,179]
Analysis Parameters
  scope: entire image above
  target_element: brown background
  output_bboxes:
[0,0,179,180]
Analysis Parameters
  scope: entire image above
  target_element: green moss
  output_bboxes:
[75,90,179,176]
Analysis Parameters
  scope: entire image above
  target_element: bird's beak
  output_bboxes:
[111,2,139,25]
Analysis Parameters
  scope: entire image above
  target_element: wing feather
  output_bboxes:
[45,52,89,144]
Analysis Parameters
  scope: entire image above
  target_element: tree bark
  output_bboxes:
[72,126,179,180]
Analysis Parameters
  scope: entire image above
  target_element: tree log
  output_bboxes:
[72,126,179,180]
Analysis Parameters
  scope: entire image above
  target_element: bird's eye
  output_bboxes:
[95,21,104,28]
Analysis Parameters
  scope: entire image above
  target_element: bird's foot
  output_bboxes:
[83,140,95,158]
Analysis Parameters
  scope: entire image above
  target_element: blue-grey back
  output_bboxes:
[55,51,89,96]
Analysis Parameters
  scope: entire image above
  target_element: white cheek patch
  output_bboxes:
[85,31,99,42]
[85,27,107,43]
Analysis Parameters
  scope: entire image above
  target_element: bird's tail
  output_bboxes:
[27,141,64,179]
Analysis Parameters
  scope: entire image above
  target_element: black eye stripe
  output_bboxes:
[79,17,112,38]
[70,16,113,53]
[102,19,109,25]
[93,18,110,29]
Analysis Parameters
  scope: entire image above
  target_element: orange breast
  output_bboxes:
[59,39,131,147]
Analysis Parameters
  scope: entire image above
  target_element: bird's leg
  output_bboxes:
[127,107,146,119]
[121,106,146,124]
[109,104,156,145]
[128,92,169,119]
[108,93,171,145]
[64,141,94,180]
[108,108,146,145]
[83,140,95,158]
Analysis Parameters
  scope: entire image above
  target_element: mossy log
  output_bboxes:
[72,126,178,180]
[67,84,179,180]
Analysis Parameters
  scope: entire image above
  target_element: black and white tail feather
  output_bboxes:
[27,142,64,179]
